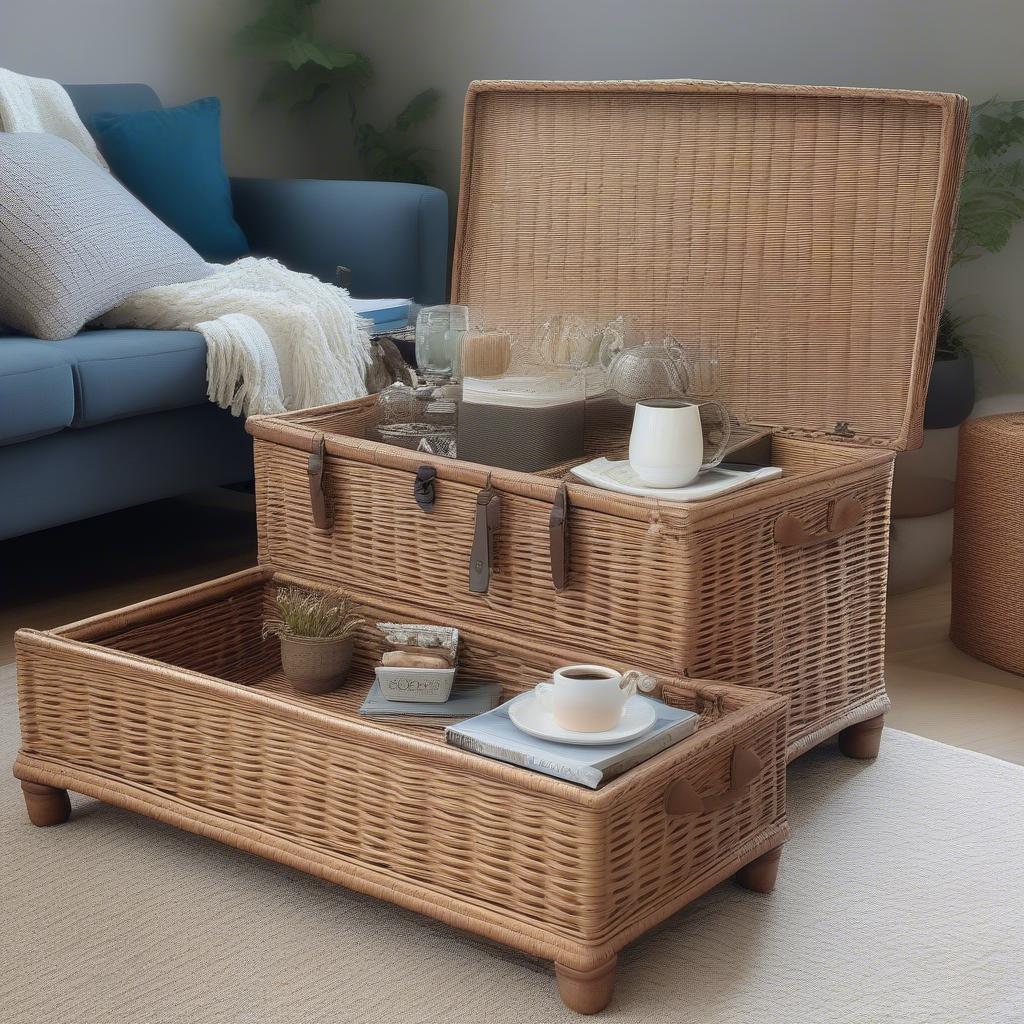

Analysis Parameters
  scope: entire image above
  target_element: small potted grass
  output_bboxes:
[263,586,363,694]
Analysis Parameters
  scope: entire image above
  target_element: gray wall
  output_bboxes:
[327,0,1024,391]
[3,0,1024,387]
[0,0,338,178]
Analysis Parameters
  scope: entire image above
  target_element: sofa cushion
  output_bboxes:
[47,329,211,429]
[0,133,211,341]
[0,339,75,445]
[92,97,249,263]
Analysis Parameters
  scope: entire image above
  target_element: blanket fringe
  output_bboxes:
[99,257,373,416]
[199,314,286,416]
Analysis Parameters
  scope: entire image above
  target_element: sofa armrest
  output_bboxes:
[230,177,449,305]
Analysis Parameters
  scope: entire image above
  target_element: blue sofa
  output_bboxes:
[0,83,448,541]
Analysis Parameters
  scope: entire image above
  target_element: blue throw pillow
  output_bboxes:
[92,97,249,263]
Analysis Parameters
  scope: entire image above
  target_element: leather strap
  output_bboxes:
[414,465,438,512]
[664,746,764,818]
[549,483,570,591]
[307,432,331,530]
[469,478,502,594]
[774,496,864,549]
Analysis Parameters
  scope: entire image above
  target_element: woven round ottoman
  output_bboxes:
[951,413,1024,674]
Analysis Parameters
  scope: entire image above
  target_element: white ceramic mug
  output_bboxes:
[628,398,731,488]
[535,664,637,733]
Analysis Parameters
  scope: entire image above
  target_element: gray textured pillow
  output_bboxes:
[0,133,211,341]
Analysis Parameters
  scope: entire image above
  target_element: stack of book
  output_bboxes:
[358,680,503,727]
[445,698,698,789]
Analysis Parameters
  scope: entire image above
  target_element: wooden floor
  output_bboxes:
[2,490,1023,765]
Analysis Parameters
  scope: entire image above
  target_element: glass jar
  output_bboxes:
[415,305,470,377]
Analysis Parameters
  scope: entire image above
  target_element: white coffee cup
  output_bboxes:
[535,664,637,733]
[628,398,731,488]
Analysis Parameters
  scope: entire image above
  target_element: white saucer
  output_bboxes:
[507,691,657,746]
[570,458,782,503]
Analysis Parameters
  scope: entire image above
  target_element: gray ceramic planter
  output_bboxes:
[279,635,354,694]
[923,352,975,429]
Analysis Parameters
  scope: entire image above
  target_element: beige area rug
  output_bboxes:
[1,663,1021,1024]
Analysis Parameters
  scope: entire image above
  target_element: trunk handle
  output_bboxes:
[469,475,502,594]
[307,432,331,531]
[549,482,571,591]
[664,746,764,817]
[774,497,864,549]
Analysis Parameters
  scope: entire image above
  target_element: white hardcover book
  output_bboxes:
[445,698,699,789]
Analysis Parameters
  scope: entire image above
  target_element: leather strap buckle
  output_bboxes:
[549,483,570,591]
[307,432,331,530]
[414,465,438,512]
[469,475,502,594]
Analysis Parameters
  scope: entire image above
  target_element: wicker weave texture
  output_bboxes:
[453,81,968,451]
[951,413,1024,675]
[249,422,892,755]
[15,569,788,968]
[688,448,892,740]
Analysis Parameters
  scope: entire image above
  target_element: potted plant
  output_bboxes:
[263,586,363,694]
[927,98,1024,428]
[925,310,976,428]
[234,0,440,184]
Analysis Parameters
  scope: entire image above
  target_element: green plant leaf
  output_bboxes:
[235,0,368,74]
[259,62,337,108]
[953,99,1024,263]
[955,163,1024,259]
[970,99,1024,159]
[233,0,315,56]
[233,0,437,183]
[395,88,441,131]
[935,308,973,359]
[284,36,362,72]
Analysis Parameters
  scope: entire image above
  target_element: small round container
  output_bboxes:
[279,636,354,694]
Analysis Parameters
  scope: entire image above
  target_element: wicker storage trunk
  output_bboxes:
[15,568,788,1013]
[249,80,968,760]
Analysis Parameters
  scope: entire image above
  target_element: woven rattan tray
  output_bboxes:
[15,567,788,1013]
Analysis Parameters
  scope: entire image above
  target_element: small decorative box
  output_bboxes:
[374,665,457,703]
[375,622,459,703]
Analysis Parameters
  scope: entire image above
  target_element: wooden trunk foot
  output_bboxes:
[21,781,71,827]
[735,845,782,894]
[838,714,885,759]
[555,956,617,1014]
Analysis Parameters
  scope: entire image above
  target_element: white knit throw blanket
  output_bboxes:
[0,68,108,167]
[100,259,373,415]
[0,68,373,416]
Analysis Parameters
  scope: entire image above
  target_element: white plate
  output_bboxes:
[570,458,782,502]
[507,691,657,746]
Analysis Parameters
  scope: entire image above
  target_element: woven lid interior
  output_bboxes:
[452,81,967,450]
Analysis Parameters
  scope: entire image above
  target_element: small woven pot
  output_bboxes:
[279,635,354,694]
